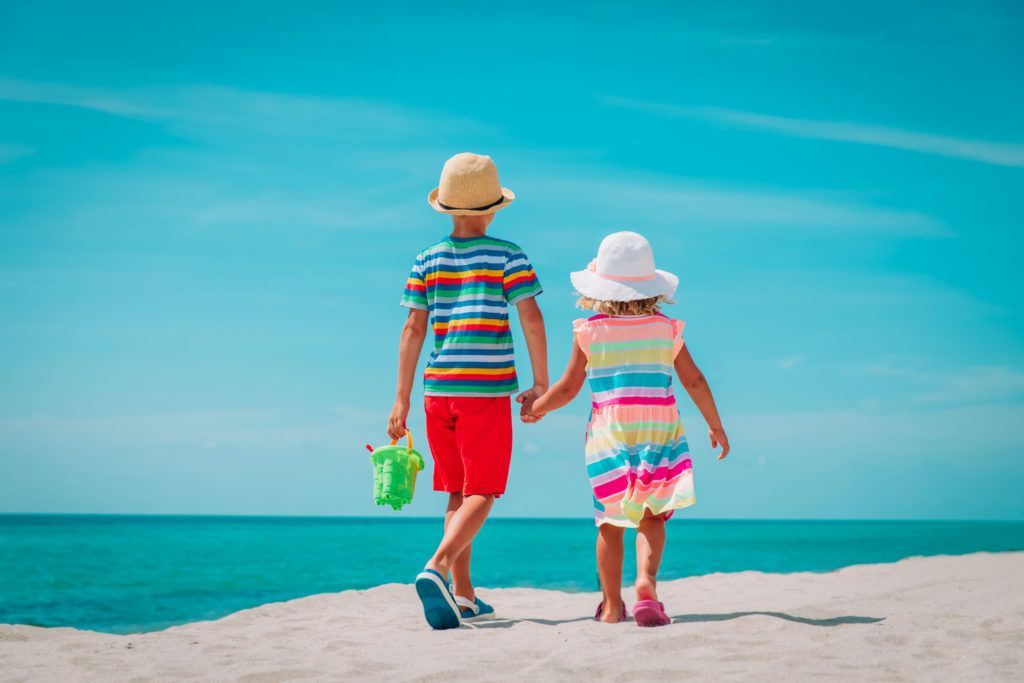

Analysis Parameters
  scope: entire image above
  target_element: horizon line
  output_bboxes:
[1,512,1021,523]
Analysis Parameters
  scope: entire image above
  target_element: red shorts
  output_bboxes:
[424,396,513,497]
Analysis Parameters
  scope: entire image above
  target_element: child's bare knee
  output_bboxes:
[599,524,625,538]
[463,493,495,502]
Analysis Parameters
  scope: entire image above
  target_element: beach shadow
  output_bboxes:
[470,611,884,629]
[470,616,595,629]
[671,611,885,627]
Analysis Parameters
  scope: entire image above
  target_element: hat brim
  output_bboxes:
[570,268,679,302]
[427,187,516,216]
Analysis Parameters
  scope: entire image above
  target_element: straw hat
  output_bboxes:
[570,231,679,302]
[428,153,515,216]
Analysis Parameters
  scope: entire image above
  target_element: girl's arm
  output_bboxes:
[522,338,588,419]
[674,345,730,460]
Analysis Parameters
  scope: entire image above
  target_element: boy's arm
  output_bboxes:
[514,297,549,409]
[388,309,429,440]
[524,338,587,418]
[674,345,730,459]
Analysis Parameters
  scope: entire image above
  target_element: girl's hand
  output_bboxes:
[710,426,730,460]
[520,341,587,423]
[387,399,410,441]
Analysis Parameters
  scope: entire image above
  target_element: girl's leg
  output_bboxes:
[635,510,667,602]
[444,493,475,600]
[596,523,626,623]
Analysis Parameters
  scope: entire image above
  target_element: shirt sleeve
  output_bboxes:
[400,256,428,310]
[503,247,543,305]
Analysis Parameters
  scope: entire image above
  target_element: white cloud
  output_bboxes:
[732,402,1024,458]
[776,356,805,370]
[603,96,1024,168]
[0,78,489,142]
[915,365,1024,404]
[0,143,34,163]
[0,405,383,453]
[851,362,1024,405]
[520,174,948,237]
[0,78,488,239]
[718,36,775,46]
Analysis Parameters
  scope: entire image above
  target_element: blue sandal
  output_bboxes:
[455,595,495,621]
[414,569,462,630]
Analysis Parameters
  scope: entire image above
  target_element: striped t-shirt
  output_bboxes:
[401,235,542,396]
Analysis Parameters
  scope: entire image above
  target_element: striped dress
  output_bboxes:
[575,313,695,527]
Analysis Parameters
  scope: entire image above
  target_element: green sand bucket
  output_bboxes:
[367,430,425,511]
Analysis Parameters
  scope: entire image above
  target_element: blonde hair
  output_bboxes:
[576,295,669,316]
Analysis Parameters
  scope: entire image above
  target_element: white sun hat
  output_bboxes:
[570,231,679,302]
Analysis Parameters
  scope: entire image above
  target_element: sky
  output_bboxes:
[1,1,1022,519]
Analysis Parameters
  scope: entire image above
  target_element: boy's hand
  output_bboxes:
[387,399,410,441]
[710,426,730,460]
[515,383,547,405]
[516,385,547,424]
[519,398,545,423]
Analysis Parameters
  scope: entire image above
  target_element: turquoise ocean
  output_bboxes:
[2,515,1023,634]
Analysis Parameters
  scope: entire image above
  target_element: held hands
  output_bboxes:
[515,384,547,424]
[387,398,410,441]
[710,425,730,460]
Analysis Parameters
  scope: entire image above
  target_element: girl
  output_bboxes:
[521,231,729,627]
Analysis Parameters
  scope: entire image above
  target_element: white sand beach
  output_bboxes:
[1,552,1021,682]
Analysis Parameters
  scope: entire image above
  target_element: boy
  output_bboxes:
[387,152,548,630]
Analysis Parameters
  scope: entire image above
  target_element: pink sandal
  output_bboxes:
[632,599,670,627]
[594,601,627,623]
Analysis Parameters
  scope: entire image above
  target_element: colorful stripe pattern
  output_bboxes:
[401,235,542,396]
[576,314,695,527]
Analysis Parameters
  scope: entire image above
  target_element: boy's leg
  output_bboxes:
[431,397,510,593]
[635,510,667,602]
[426,494,494,578]
[596,523,626,622]
[417,398,487,630]
[424,395,475,586]
[444,493,475,600]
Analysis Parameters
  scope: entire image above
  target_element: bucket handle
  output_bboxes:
[390,429,414,451]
